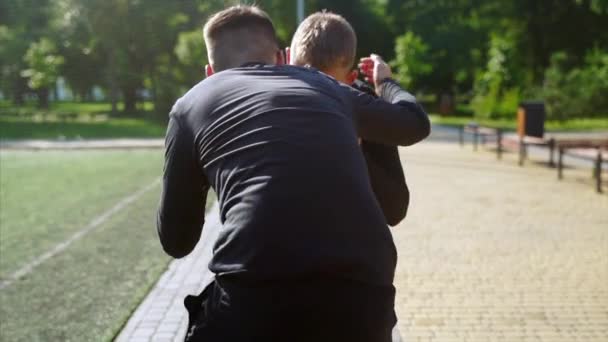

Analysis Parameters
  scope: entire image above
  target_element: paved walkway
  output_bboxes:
[116,129,607,342]
[393,140,607,341]
[116,203,221,342]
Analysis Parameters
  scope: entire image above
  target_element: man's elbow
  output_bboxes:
[394,112,431,146]
[385,189,410,227]
[382,196,409,227]
[157,217,197,258]
[416,117,432,142]
[160,239,194,259]
[386,203,408,227]
[409,115,431,145]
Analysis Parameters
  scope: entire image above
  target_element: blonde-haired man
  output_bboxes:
[290,11,422,226]
[158,5,429,342]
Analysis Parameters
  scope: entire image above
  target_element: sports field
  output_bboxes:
[0,149,213,341]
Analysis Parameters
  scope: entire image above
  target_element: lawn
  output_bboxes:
[0,100,154,114]
[430,114,608,132]
[0,150,214,341]
[0,116,166,140]
[0,101,165,140]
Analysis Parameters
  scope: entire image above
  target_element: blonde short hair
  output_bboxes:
[290,11,357,71]
[203,5,279,72]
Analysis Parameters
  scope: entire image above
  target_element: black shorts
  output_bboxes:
[184,277,396,342]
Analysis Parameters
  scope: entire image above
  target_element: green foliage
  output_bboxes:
[21,38,64,90]
[0,101,165,139]
[391,31,433,88]
[577,0,608,14]
[540,49,608,120]
[174,30,208,87]
[3,0,608,123]
[471,34,519,119]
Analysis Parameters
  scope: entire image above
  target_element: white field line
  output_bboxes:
[0,178,161,290]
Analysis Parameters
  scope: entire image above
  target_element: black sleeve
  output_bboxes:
[347,79,431,146]
[351,80,409,226]
[157,113,210,258]
[361,141,409,226]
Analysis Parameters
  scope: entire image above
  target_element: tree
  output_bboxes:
[21,38,64,108]
[174,30,207,89]
[385,0,491,112]
[308,0,395,59]
[390,31,433,89]
[49,0,103,101]
[470,34,519,118]
[0,0,54,105]
[0,25,29,105]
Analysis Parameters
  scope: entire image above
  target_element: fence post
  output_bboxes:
[558,148,564,179]
[519,137,525,166]
[459,126,464,147]
[496,129,503,160]
[473,127,479,151]
[596,149,603,193]
[548,138,555,167]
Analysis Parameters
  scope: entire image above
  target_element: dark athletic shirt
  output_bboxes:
[353,79,410,225]
[157,64,429,286]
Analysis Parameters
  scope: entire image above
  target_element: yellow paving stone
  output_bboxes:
[393,139,608,342]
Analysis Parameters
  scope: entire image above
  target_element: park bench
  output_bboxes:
[459,123,504,159]
[509,134,556,166]
[459,123,558,165]
[556,139,608,193]
[459,102,555,165]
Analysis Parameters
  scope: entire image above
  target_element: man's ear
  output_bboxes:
[205,64,214,77]
[347,70,359,85]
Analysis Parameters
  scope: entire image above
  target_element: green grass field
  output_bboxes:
[0,100,154,114]
[0,101,165,140]
[0,150,214,341]
[2,101,607,140]
[0,116,166,140]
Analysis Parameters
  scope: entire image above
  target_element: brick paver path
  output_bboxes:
[116,130,607,341]
[115,204,220,342]
[393,140,607,341]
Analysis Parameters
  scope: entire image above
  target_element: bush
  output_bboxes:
[390,31,433,89]
[470,34,520,119]
[541,49,608,120]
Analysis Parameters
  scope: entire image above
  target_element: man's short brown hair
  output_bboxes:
[203,5,279,72]
[290,11,357,71]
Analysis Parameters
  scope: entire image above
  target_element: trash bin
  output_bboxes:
[517,101,545,138]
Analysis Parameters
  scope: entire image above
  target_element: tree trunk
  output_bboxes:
[12,77,26,106]
[37,88,50,109]
[122,87,137,114]
[107,49,119,115]
[438,92,455,116]
[13,91,24,106]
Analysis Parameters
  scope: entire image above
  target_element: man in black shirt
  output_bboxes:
[289,11,411,226]
[157,5,430,342]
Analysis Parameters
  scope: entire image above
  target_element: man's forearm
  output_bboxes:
[356,54,431,146]
[378,79,430,145]
[157,113,209,258]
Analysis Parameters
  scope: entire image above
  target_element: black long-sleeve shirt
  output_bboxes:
[157,64,429,286]
[352,80,409,226]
